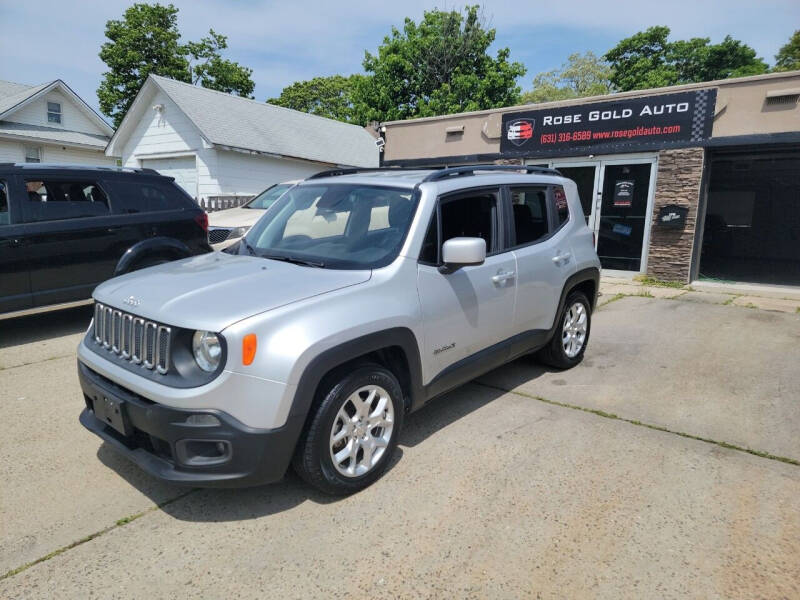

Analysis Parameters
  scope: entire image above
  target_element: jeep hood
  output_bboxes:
[93,252,371,331]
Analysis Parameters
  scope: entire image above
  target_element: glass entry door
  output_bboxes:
[537,157,657,273]
[595,161,655,272]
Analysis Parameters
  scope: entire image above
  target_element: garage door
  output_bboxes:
[140,156,198,199]
[699,148,800,286]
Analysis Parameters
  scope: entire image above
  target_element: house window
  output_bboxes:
[25,146,42,163]
[47,102,62,124]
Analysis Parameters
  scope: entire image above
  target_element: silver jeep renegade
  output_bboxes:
[78,166,601,494]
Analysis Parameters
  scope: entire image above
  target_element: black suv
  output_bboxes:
[0,164,211,317]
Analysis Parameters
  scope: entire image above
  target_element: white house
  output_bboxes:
[106,75,379,207]
[0,79,116,166]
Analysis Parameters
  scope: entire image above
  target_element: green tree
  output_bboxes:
[98,3,189,126]
[352,5,526,122]
[267,75,365,124]
[98,3,254,127]
[774,30,800,72]
[186,30,254,97]
[521,51,613,104]
[604,26,768,91]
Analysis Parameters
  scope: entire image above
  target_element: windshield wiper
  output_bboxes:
[261,254,326,268]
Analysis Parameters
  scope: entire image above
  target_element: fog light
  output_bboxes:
[175,439,232,466]
[185,414,220,427]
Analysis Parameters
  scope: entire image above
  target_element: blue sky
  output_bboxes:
[1,0,798,120]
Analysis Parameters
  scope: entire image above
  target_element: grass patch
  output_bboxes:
[722,296,739,306]
[475,382,800,468]
[796,306,800,314]
[598,292,625,307]
[633,290,654,298]
[0,489,196,582]
[633,275,687,289]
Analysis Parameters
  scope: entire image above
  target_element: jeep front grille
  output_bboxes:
[93,303,171,374]
[208,227,232,244]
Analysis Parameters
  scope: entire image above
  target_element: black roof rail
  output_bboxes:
[420,165,561,182]
[306,166,435,179]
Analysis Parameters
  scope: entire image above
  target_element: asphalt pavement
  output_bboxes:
[1,293,798,599]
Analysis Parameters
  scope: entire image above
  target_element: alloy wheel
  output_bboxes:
[562,301,588,358]
[329,385,395,477]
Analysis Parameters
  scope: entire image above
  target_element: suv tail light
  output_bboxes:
[194,212,209,233]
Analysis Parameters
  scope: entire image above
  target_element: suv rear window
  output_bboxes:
[108,179,192,214]
[23,179,110,222]
[0,181,8,225]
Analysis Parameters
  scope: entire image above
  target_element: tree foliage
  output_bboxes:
[774,30,800,72]
[521,52,613,104]
[267,75,365,123]
[186,30,254,97]
[604,26,768,91]
[352,5,526,122]
[98,3,254,126]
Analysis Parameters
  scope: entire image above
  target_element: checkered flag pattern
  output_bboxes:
[691,90,711,142]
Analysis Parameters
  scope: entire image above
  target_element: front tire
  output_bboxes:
[292,364,404,495]
[537,291,592,369]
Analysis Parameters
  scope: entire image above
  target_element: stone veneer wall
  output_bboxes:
[646,147,705,282]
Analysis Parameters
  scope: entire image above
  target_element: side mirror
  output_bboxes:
[440,237,486,272]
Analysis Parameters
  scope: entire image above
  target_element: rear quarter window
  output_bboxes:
[107,178,194,214]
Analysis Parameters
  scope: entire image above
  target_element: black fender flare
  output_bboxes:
[548,266,600,334]
[114,237,193,275]
[289,327,425,425]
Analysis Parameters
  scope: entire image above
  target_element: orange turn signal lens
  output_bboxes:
[242,334,257,366]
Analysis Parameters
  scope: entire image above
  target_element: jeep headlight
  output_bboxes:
[192,330,222,372]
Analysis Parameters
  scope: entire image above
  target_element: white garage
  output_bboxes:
[139,155,198,199]
[107,74,379,209]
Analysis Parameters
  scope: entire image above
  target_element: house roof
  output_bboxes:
[0,121,109,149]
[0,79,114,138]
[108,75,378,168]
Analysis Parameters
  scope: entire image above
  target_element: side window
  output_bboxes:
[554,185,570,227]
[509,186,550,246]
[23,179,110,222]
[419,212,439,264]
[0,181,8,225]
[108,179,192,214]
[439,189,498,254]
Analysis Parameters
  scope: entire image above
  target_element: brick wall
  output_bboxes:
[646,147,705,282]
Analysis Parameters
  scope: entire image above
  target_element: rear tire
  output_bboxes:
[292,364,404,495]
[537,291,592,369]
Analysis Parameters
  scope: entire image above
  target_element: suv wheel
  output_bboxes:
[537,291,592,369]
[292,364,404,495]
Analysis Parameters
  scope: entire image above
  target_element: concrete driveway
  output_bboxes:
[1,292,798,599]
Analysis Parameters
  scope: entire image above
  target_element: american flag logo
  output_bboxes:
[507,119,534,146]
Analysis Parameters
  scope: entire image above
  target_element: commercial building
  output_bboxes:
[380,71,800,286]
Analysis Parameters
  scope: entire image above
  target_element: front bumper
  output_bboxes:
[78,362,303,488]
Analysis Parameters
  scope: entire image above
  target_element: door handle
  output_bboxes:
[552,252,572,264]
[491,270,515,284]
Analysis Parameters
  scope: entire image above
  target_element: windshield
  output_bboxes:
[240,183,417,269]
[243,183,294,209]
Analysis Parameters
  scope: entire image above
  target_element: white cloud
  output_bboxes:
[1,0,796,116]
